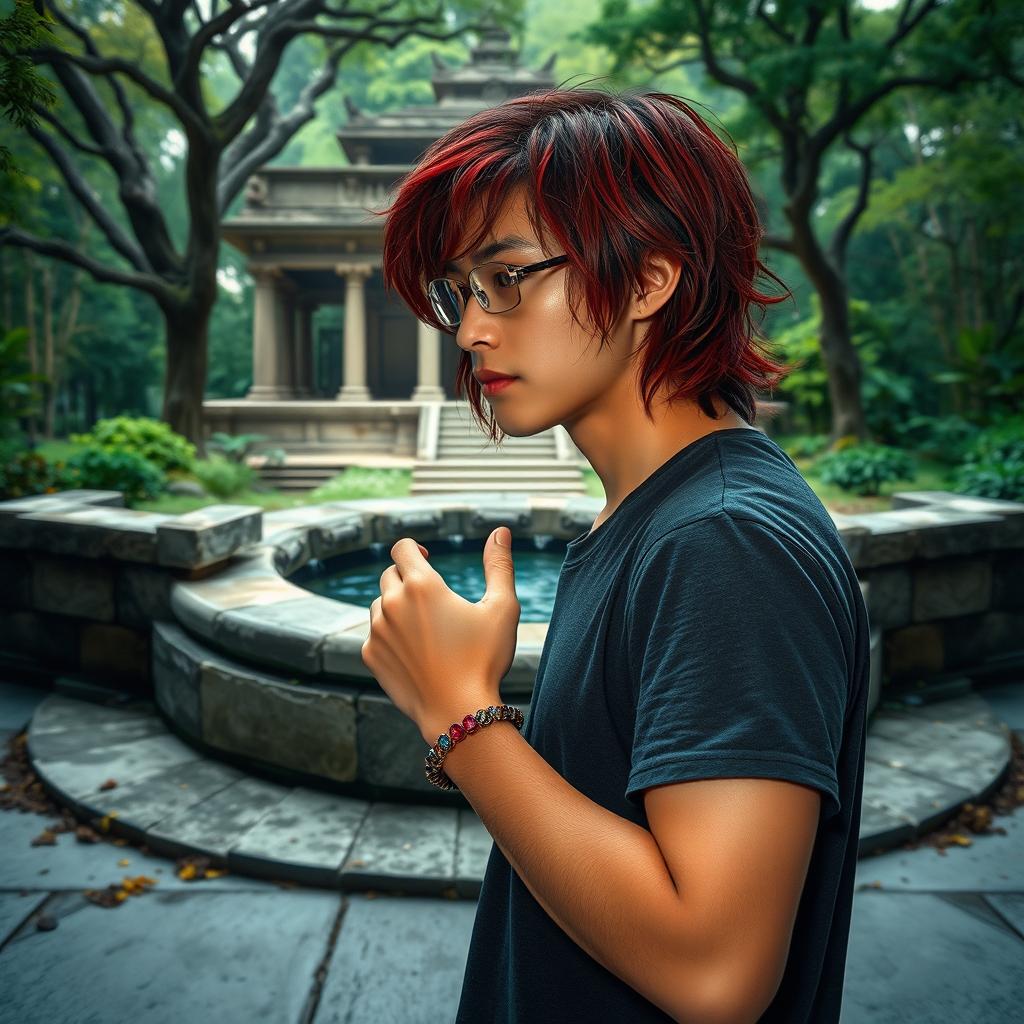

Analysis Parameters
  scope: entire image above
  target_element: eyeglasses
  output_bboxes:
[427,255,569,330]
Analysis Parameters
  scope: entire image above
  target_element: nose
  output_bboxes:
[455,290,502,356]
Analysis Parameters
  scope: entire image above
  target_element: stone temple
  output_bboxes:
[211,25,592,494]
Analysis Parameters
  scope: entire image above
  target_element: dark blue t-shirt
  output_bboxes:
[455,426,870,1023]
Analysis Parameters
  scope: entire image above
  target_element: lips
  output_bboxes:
[474,371,518,384]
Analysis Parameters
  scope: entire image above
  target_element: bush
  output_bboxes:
[192,456,255,499]
[64,445,165,505]
[0,445,70,499]
[71,416,196,474]
[208,431,285,467]
[780,434,830,460]
[951,417,1024,502]
[814,443,917,497]
[891,414,978,464]
[308,467,412,501]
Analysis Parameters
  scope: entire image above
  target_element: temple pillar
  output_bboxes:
[275,281,298,399]
[334,263,373,401]
[294,301,313,398]
[246,267,292,399]
[411,319,447,401]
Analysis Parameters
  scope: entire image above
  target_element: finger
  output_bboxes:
[380,564,401,597]
[390,537,433,582]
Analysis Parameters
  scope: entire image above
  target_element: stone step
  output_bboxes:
[410,482,588,494]
[22,688,1015,893]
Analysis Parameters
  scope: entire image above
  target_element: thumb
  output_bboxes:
[482,527,516,601]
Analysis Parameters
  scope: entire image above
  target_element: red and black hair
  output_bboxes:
[379,86,794,443]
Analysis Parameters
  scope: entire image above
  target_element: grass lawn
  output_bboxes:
[31,436,958,516]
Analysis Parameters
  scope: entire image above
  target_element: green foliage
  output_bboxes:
[950,416,1024,502]
[71,416,196,473]
[814,444,917,497]
[779,434,830,460]
[890,414,979,465]
[772,296,918,441]
[308,467,413,502]
[931,324,1024,420]
[64,445,165,505]
[208,431,285,466]
[192,456,255,499]
[0,442,70,499]
[0,0,59,184]
[0,327,46,439]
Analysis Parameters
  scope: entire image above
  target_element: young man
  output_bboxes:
[361,88,870,1023]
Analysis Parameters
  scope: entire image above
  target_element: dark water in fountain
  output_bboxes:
[289,535,570,623]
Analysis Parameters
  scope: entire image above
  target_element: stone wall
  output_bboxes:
[835,491,1024,687]
[0,491,261,689]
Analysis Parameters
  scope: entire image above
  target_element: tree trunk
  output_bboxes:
[787,207,867,443]
[161,302,212,456]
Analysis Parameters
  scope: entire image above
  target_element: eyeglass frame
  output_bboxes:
[427,254,570,330]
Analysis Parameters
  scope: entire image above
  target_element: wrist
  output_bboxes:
[420,695,501,747]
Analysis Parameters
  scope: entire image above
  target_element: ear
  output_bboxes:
[633,251,683,322]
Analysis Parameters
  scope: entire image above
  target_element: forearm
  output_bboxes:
[440,719,718,1023]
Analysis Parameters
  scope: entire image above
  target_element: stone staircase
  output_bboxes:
[410,402,588,496]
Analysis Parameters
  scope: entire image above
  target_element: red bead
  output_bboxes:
[449,723,465,743]
[463,715,478,733]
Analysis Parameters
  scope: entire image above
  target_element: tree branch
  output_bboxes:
[30,101,106,158]
[0,227,174,302]
[829,134,875,274]
[763,234,796,254]
[30,46,205,134]
[690,0,788,136]
[24,122,151,272]
[755,0,794,44]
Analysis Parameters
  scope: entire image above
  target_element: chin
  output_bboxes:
[491,406,559,440]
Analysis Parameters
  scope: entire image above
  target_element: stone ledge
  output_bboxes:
[0,491,263,569]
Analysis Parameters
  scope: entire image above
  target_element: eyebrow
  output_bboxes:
[442,235,540,275]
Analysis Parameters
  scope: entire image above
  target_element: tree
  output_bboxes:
[584,0,1023,442]
[0,0,507,449]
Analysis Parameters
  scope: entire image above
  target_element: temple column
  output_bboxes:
[275,281,298,399]
[334,263,373,401]
[294,303,314,398]
[411,319,447,401]
[246,266,292,399]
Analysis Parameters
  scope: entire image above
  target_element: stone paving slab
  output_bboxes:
[0,889,341,1024]
[29,692,156,735]
[859,761,974,838]
[144,775,293,862]
[340,802,460,895]
[854,806,1024,892]
[84,757,246,836]
[30,731,202,813]
[839,890,1024,1023]
[0,681,51,731]
[315,894,478,1024]
[984,893,1024,941]
[228,787,369,888]
[0,891,48,945]
[865,729,1009,797]
[0,802,284,893]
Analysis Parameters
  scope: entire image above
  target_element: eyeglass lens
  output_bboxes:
[428,264,518,328]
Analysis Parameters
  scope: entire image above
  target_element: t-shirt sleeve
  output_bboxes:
[624,513,849,823]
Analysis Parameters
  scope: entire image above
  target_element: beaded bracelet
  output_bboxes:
[424,703,525,791]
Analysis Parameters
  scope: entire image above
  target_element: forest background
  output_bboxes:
[1,0,1021,511]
